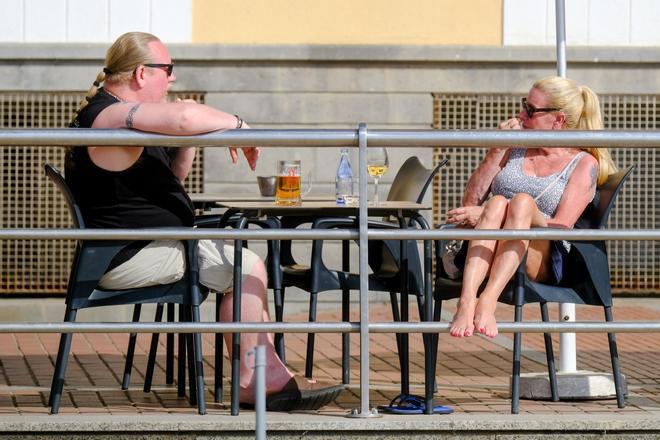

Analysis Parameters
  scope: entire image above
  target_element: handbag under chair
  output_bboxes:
[45,164,207,415]
[279,156,447,393]
[431,165,635,414]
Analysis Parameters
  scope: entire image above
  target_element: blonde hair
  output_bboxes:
[70,32,160,122]
[533,76,617,185]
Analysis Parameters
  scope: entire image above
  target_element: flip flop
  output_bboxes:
[377,394,453,415]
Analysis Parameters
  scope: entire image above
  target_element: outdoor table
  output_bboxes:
[194,196,431,415]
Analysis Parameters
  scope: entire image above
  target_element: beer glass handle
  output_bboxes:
[302,171,313,197]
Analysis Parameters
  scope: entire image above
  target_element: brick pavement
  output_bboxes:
[0,297,659,416]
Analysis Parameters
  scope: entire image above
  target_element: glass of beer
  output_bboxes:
[276,160,309,206]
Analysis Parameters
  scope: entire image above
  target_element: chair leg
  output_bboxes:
[604,306,625,408]
[271,237,286,363]
[121,304,142,390]
[305,292,319,378]
[400,292,410,396]
[184,307,198,407]
[215,296,223,403]
[178,305,186,398]
[341,239,350,385]
[389,291,403,380]
[166,303,175,385]
[431,298,442,394]
[192,302,206,415]
[49,308,77,414]
[144,303,164,393]
[540,302,559,401]
[511,304,522,414]
[341,287,350,385]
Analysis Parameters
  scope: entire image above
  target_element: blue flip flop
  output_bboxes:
[377,394,453,415]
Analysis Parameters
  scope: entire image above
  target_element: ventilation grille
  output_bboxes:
[432,93,658,293]
[0,91,205,294]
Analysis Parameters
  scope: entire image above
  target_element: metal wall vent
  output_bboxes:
[432,93,657,293]
[0,91,205,294]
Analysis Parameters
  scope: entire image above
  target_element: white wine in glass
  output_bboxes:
[367,147,389,205]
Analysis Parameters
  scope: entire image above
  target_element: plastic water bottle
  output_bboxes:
[335,148,354,204]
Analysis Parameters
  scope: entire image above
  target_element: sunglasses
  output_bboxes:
[521,98,559,118]
[143,63,174,77]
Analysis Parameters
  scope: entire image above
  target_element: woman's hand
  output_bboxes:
[498,117,523,130]
[447,206,483,228]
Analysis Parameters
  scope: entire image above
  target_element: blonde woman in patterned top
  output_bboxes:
[446,76,617,339]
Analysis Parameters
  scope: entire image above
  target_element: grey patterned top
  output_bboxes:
[491,148,590,218]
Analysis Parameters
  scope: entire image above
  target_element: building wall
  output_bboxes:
[2,0,659,46]
[0,0,192,43]
[192,0,502,45]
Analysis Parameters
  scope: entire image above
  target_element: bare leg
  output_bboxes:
[218,259,294,404]
[474,193,549,338]
[450,196,508,337]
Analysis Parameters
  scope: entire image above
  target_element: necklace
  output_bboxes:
[104,88,123,102]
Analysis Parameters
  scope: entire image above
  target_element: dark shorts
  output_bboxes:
[550,240,570,284]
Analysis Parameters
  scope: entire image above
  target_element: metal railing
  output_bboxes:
[1,126,659,417]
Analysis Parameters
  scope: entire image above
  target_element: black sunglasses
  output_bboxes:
[521,98,559,118]
[143,63,174,77]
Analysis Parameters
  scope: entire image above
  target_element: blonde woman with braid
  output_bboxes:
[446,76,617,339]
[66,32,343,411]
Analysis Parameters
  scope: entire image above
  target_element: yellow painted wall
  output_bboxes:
[193,0,502,45]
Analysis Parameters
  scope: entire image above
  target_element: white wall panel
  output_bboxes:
[25,0,66,42]
[0,0,24,42]
[546,0,589,45]
[66,0,108,42]
[588,0,630,45]
[504,0,660,46]
[151,0,192,43]
[109,0,151,40]
[630,0,660,45]
[503,0,549,45]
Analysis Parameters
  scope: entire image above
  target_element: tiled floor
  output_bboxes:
[1,297,659,416]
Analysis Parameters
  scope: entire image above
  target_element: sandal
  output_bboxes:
[377,394,453,415]
[265,376,345,412]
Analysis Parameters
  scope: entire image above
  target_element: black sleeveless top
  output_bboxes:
[66,89,194,229]
[66,89,195,269]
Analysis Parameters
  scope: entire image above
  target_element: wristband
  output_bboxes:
[234,115,243,129]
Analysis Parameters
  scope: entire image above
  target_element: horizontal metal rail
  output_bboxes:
[0,321,657,334]
[2,128,660,148]
[1,228,660,241]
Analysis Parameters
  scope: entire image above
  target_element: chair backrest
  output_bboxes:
[386,157,448,203]
[45,163,85,229]
[576,165,635,230]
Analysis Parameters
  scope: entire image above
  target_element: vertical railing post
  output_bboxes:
[555,0,577,373]
[347,123,380,418]
[253,345,267,440]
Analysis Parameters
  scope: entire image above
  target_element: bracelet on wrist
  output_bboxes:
[234,115,243,129]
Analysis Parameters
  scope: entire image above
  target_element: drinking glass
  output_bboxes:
[367,147,389,205]
[275,160,311,206]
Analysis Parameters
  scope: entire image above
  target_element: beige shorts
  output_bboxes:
[98,239,261,293]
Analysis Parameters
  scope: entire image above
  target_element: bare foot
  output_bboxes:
[450,298,477,337]
[474,298,498,338]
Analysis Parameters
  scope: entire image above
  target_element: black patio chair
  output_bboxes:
[121,213,282,406]
[431,165,635,414]
[45,164,207,415]
[279,156,448,392]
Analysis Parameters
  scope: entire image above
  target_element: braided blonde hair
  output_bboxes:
[533,76,617,185]
[70,32,160,123]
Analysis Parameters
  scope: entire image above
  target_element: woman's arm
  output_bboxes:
[462,148,509,206]
[548,154,599,228]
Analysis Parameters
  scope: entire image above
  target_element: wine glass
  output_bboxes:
[367,147,389,205]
